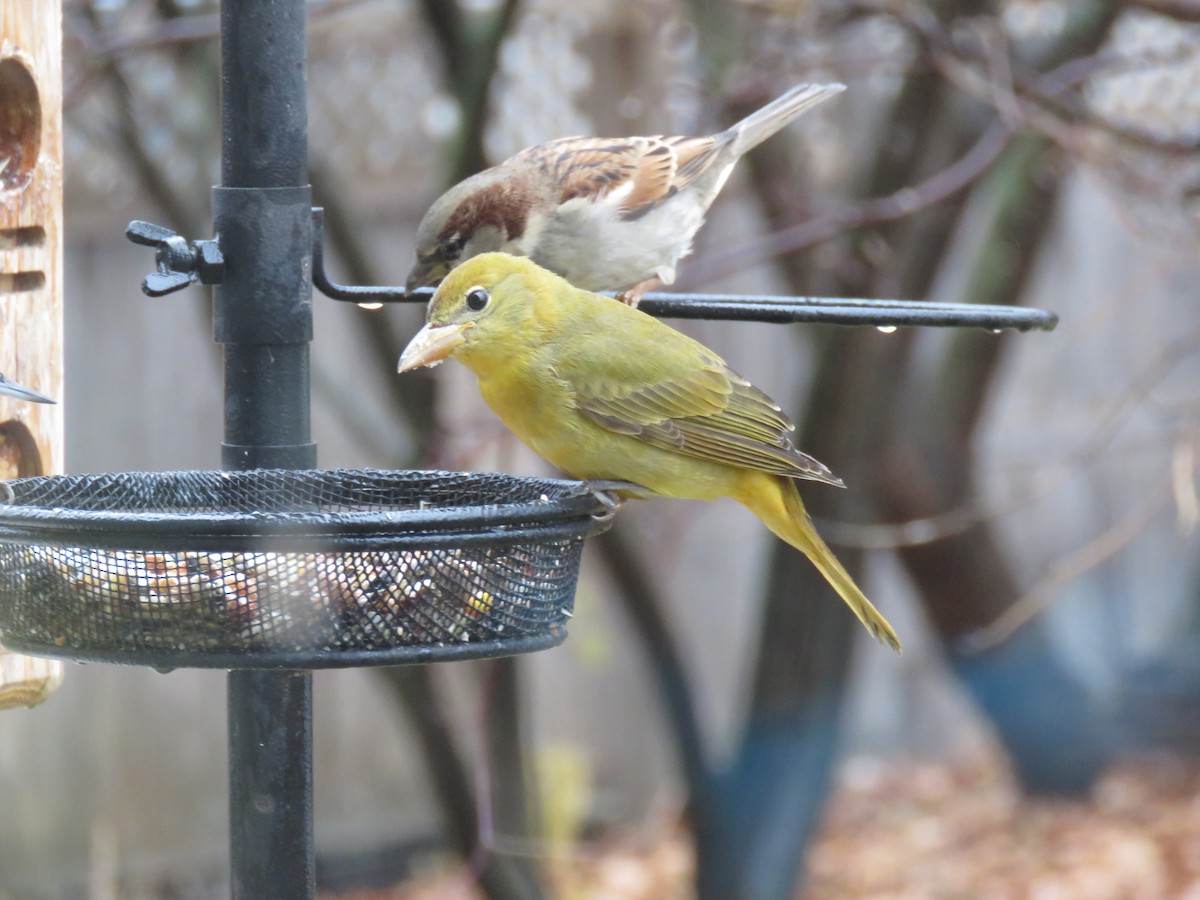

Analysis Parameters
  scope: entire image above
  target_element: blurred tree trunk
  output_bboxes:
[687,2,1121,896]
[690,6,991,895]
[378,665,545,900]
[876,0,1124,795]
[879,131,1114,794]
[371,5,545,898]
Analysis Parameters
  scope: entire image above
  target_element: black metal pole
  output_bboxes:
[227,670,314,897]
[214,1,316,898]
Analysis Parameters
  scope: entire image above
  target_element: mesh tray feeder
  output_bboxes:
[0,468,612,669]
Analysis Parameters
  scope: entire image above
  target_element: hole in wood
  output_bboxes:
[0,272,45,294]
[0,226,45,249]
[0,420,44,479]
[0,57,41,194]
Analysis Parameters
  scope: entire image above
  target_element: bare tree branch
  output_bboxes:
[865,0,1200,157]
[417,0,522,182]
[969,479,1174,649]
[1128,0,1200,22]
[64,0,363,107]
[825,330,1200,549]
[66,5,204,232]
[677,119,1014,291]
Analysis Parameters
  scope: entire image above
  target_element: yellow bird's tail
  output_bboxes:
[736,473,902,653]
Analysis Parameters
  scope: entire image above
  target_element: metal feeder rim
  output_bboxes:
[0,468,613,550]
[0,628,569,671]
[0,518,611,554]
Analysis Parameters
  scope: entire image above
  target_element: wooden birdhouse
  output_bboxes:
[0,3,65,708]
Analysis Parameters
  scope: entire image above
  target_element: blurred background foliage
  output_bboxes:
[3,0,1199,896]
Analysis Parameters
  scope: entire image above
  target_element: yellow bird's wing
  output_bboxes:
[562,335,841,486]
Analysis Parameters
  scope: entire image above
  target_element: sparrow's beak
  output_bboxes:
[398,322,471,372]
[0,374,54,404]
[406,261,448,294]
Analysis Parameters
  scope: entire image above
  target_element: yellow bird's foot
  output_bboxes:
[581,479,653,516]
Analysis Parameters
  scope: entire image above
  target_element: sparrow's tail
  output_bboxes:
[736,471,902,653]
[726,82,845,157]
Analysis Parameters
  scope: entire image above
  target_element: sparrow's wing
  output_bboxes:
[518,134,728,221]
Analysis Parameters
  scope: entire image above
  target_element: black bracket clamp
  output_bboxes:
[126,220,225,297]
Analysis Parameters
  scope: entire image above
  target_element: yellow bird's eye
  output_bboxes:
[465,286,490,311]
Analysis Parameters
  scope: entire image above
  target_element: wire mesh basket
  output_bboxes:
[0,468,612,669]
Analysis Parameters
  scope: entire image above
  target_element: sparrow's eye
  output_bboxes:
[465,286,490,311]
[443,235,465,256]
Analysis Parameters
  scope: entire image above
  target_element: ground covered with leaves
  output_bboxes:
[334,748,1200,899]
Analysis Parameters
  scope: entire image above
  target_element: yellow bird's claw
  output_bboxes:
[581,479,652,519]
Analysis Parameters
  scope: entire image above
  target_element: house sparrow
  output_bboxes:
[407,82,845,304]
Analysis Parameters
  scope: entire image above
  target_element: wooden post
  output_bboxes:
[0,2,65,709]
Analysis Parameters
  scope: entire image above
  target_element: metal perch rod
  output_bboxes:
[311,209,1058,333]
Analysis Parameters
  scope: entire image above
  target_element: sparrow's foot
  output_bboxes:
[613,276,663,308]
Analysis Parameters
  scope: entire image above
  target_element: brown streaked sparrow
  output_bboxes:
[407,82,845,304]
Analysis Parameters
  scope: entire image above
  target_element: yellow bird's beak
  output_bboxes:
[398,322,471,372]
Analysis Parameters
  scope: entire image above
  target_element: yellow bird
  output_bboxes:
[398,254,901,652]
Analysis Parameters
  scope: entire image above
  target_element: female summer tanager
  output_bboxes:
[398,253,901,652]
